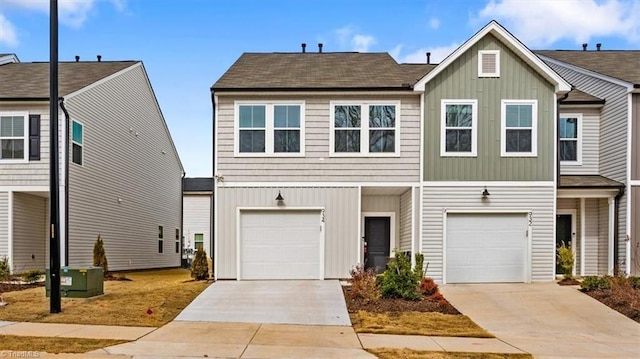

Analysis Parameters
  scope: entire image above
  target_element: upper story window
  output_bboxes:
[501,100,537,157]
[441,100,477,157]
[559,114,581,164]
[478,50,500,77]
[72,120,84,165]
[0,112,28,162]
[330,102,399,156]
[235,102,304,156]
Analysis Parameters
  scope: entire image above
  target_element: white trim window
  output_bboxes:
[559,114,581,164]
[441,100,477,157]
[330,102,400,156]
[478,50,500,77]
[0,111,28,162]
[235,102,304,156]
[501,100,537,157]
[71,120,84,165]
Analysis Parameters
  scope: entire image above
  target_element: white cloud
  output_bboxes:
[394,43,461,64]
[429,17,440,30]
[389,44,403,60]
[0,13,19,47]
[477,0,640,47]
[2,0,125,28]
[334,25,377,52]
[352,34,376,52]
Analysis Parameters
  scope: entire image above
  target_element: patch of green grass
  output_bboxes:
[368,348,533,359]
[0,335,127,353]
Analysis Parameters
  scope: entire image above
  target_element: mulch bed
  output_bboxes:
[585,289,640,323]
[104,275,132,281]
[557,278,581,286]
[0,282,44,293]
[342,286,460,315]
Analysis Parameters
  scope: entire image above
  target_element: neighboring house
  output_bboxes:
[536,49,639,276]
[211,21,633,283]
[183,177,213,258]
[0,55,184,273]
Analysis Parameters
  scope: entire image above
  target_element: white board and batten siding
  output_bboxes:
[64,63,183,271]
[0,192,8,259]
[215,95,421,183]
[399,190,412,252]
[11,193,47,273]
[422,184,555,283]
[559,108,600,175]
[216,186,359,279]
[183,194,212,256]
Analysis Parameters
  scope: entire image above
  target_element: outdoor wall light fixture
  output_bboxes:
[482,187,490,198]
[275,191,284,205]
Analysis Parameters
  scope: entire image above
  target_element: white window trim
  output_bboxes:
[71,119,84,166]
[559,113,582,165]
[329,101,401,157]
[440,99,478,157]
[234,101,306,157]
[478,50,500,78]
[500,100,538,157]
[0,111,29,164]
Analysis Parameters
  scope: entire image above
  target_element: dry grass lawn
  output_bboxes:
[369,349,533,359]
[351,311,493,338]
[0,335,127,353]
[0,268,209,327]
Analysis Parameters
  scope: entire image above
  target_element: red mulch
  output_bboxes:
[0,282,44,293]
[557,278,581,286]
[342,286,460,315]
[585,288,640,323]
[104,275,132,281]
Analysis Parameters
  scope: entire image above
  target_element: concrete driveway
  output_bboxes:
[176,280,351,326]
[441,283,640,359]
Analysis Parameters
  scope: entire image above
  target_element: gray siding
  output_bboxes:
[422,184,555,282]
[362,195,400,250]
[0,104,51,186]
[12,192,46,273]
[597,199,609,275]
[0,192,7,260]
[64,64,183,270]
[424,34,556,181]
[559,108,600,175]
[632,186,640,275]
[216,94,421,182]
[183,194,212,257]
[583,199,600,275]
[633,94,640,180]
[399,190,411,252]
[216,186,359,279]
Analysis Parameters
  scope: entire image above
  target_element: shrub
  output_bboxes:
[93,234,109,277]
[581,276,611,291]
[414,252,425,279]
[21,269,43,284]
[191,247,209,280]
[419,277,439,297]
[556,241,574,279]
[629,276,640,290]
[0,256,9,281]
[379,249,420,300]
[348,264,380,303]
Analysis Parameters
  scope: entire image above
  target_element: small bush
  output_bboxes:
[379,249,420,300]
[414,252,425,279]
[191,248,209,280]
[21,269,43,284]
[419,277,439,297]
[629,276,640,290]
[556,241,574,279]
[348,264,380,303]
[0,256,9,281]
[93,234,109,277]
[581,276,611,291]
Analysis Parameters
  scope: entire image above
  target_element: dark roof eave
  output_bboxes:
[211,86,414,92]
[558,185,624,189]
[0,97,50,101]
[560,100,606,105]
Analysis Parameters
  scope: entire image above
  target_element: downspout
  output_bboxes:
[556,91,570,188]
[614,186,625,275]
[210,90,216,267]
[59,97,70,267]
[181,171,185,268]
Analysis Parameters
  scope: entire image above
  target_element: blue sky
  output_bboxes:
[1,0,639,177]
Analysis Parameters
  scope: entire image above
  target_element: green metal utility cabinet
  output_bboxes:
[46,266,104,298]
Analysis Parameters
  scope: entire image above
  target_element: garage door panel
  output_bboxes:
[446,213,527,283]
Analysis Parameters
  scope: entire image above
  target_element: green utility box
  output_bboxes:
[46,266,104,298]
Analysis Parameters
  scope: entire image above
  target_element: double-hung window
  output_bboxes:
[501,100,537,157]
[559,115,580,163]
[441,100,477,156]
[330,102,399,156]
[236,102,304,156]
[0,112,28,162]
[194,233,204,250]
[72,120,84,165]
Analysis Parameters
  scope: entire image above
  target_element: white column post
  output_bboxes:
[608,197,615,275]
[7,191,13,273]
[580,198,586,277]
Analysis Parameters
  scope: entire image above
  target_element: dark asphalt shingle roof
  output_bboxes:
[559,175,624,188]
[213,53,435,90]
[183,178,214,192]
[536,50,640,86]
[0,61,137,99]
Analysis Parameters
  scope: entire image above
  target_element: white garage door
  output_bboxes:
[446,213,527,283]
[240,210,322,280]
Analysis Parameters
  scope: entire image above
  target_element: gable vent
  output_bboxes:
[478,50,500,77]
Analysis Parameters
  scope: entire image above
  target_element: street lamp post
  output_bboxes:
[49,0,61,314]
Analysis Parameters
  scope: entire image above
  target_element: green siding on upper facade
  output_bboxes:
[424,34,555,181]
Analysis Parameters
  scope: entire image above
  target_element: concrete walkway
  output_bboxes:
[0,321,155,340]
[441,283,640,359]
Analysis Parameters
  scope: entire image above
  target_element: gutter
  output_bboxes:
[59,97,70,266]
[556,91,570,188]
[212,86,414,92]
[181,171,186,267]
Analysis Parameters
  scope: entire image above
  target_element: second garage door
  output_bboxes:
[446,213,528,283]
[240,210,322,280]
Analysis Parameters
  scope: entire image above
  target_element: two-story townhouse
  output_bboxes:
[211,51,433,279]
[536,50,639,276]
[0,55,184,273]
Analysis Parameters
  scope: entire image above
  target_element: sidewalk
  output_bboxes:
[0,320,528,358]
